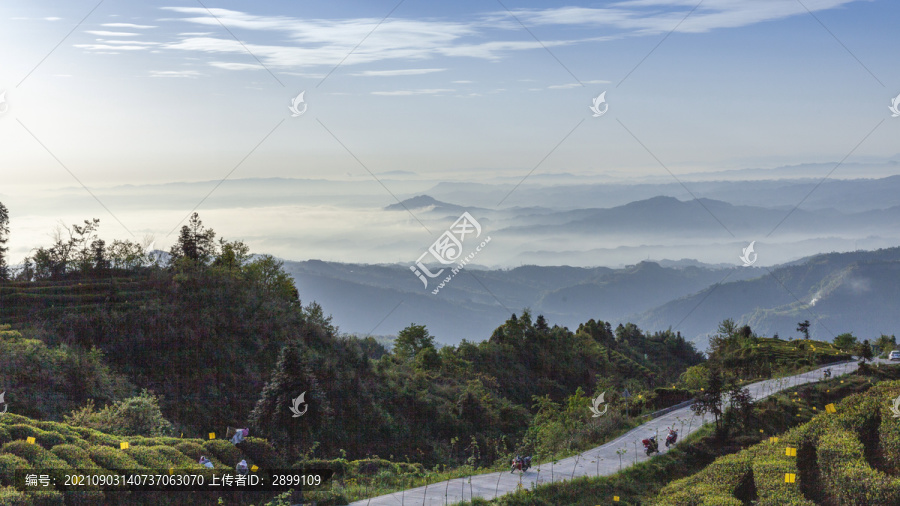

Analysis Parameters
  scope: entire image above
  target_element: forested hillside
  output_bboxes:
[0,209,704,473]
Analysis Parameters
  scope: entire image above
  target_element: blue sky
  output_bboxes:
[0,0,898,263]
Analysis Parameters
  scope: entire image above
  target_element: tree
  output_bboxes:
[854,339,874,363]
[724,379,753,432]
[0,201,9,281]
[797,320,811,340]
[169,212,217,264]
[875,334,897,355]
[691,366,724,433]
[834,333,858,351]
[394,324,436,361]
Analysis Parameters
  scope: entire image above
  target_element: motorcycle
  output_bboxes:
[642,436,659,456]
[665,428,678,448]
[510,455,531,473]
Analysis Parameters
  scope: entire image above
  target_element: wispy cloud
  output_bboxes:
[72,3,863,73]
[209,62,264,70]
[500,1,861,35]
[85,30,139,36]
[548,79,611,89]
[371,88,455,96]
[150,70,202,78]
[351,68,447,77]
[102,23,156,29]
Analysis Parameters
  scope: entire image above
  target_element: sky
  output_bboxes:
[0,0,898,264]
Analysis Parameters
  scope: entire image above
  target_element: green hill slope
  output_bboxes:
[653,378,900,505]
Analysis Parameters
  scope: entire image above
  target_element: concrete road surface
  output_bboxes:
[350,359,881,506]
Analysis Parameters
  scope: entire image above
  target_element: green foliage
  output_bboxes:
[834,332,858,350]
[236,438,287,469]
[654,379,900,505]
[0,332,131,421]
[0,454,30,486]
[0,201,9,281]
[87,446,142,471]
[64,390,172,437]
[394,324,436,362]
[202,439,242,467]
[50,445,98,469]
[1,441,70,469]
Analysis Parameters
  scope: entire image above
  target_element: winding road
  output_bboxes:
[350,359,880,505]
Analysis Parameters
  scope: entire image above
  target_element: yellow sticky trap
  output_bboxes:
[825,403,837,414]
[785,447,797,457]
[760,429,764,433]
[169,468,174,475]
[769,437,779,443]
[209,432,216,440]
[613,496,620,502]
[26,437,35,445]
[813,407,817,410]
[785,473,796,483]
[251,465,258,473]
[120,442,129,450]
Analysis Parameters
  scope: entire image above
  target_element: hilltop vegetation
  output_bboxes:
[0,210,703,475]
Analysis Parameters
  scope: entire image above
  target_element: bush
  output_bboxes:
[172,442,206,462]
[1,441,70,469]
[0,454,30,487]
[124,446,171,470]
[50,445,97,469]
[202,440,241,467]
[150,446,198,469]
[64,391,172,437]
[236,438,286,469]
[0,486,29,506]
[87,446,142,471]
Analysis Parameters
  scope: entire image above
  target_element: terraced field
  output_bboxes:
[0,412,287,505]
[653,379,900,505]
[0,272,160,326]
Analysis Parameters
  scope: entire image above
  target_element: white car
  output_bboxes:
[889,350,900,361]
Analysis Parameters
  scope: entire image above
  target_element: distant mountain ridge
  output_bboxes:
[285,247,900,352]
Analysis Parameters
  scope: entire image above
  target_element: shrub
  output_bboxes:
[0,454,30,487]
[236,438,286,469]
[0,486,29,506]
[1,441,70,469]
[202,440,241,467]
[172,442,206,462]
[124,446,171,470]
[150,446,198,469]
[64,391,172,437]
[87,446,142,471]
[294,458,349,477]
[50,445,97,469]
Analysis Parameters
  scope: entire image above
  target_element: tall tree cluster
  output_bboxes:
[0,201,8,281]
